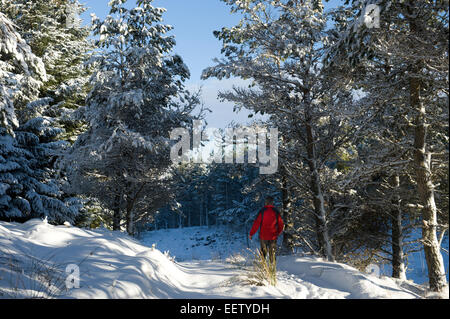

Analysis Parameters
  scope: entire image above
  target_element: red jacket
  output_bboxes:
[250,205,284,241]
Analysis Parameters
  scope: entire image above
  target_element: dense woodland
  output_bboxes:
[0,0,448,292]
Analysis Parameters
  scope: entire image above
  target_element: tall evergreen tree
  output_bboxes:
[0,0,93,141]
[203,0,365,261]
[1,12,79,223]
[327,0,448,292]
[63,0,201,235]
[0,12,46,134]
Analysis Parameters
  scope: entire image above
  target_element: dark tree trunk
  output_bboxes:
[112,192,121,231]
[390,175,406,279]
[280,169,295,253]
[304,97,333,262]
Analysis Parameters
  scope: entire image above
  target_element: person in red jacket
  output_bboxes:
[249,196,284,264]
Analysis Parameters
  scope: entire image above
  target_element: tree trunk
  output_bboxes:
[305,111,334,262]
[390,175,406,280]
[199,204,202,226]
[412,96,447,291]
[203,194,209,227]
[188,203,191,227]
[126,202,134,236]
[112,192,121,231]
[408,3,447,293]
[280,169,295,253]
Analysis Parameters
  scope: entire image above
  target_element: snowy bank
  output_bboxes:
[0,219,439,299]
[0,219,187,298]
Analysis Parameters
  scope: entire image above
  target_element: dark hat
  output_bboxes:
[265,195,274,205]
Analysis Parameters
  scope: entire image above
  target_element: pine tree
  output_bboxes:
[0,12,46,135]
[0,118,79,223]
[63,0,201,235]
[1,12,79,223]
[0,0,93,141]
[203,0,365,261]
[327,0,448,292]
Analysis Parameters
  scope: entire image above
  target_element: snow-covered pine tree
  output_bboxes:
[210,163,259,228]
[1,12,79,223]
[64,0,201,235]
[171,163,214,228]
[0,0,93,141]
[327,0,448,292]
[0,12,46,135]
[202,0,364,262]
[0,117,79,223]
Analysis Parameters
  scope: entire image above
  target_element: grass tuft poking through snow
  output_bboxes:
[0,251,74,299]
[245,249,277,287]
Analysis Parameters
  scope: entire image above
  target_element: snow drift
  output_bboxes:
[0,219,435,299]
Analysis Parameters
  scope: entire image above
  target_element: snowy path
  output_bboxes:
[139,226,424,299]
[169,257,420,299]
[0,220,428,299]
[174,259,350,299]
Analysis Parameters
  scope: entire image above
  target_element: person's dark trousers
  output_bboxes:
[260,239,277,265]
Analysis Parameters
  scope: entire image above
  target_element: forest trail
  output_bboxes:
[0,219,429,299]
[170,257,422,299]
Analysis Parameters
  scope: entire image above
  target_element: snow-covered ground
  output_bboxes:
[139,225,255,261]
[0,219,447,299]
[140,225,449,285]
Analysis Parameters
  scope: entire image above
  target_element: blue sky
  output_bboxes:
[80,0,342,129]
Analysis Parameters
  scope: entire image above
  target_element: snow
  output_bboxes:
[0,219,446,299]
[140,226,251,261]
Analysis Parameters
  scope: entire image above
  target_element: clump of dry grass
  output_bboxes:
[245,249,277,286]
[219,249,278,288]
[0,252,69,299]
